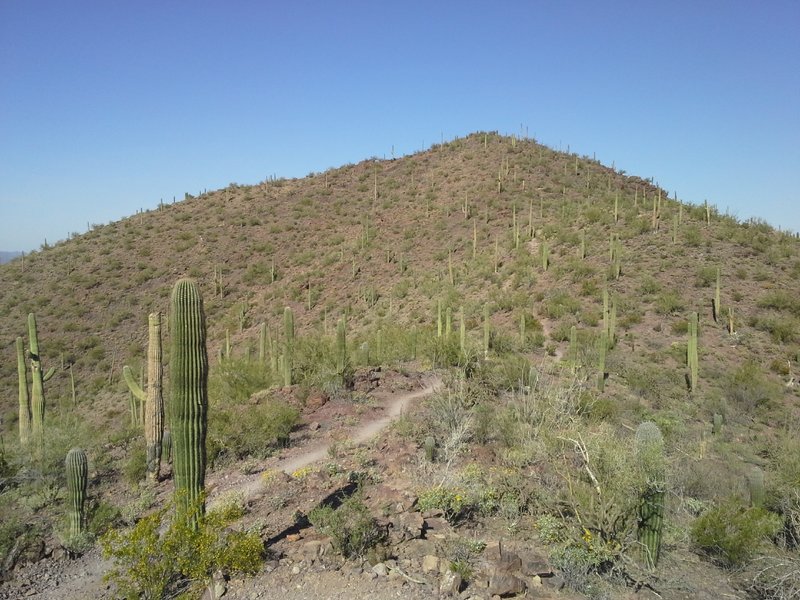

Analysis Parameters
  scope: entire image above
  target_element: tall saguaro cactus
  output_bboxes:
[123,312,164,481]
[170,279,208,522]
[65,447,88,538]
[283,307,294,387]
[635,422,666,569]
[28,313,55,446]
[17,337,31,445]
[688,312,699,392]
[336,317,348,374]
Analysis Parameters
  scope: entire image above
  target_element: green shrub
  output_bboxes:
[209,357,274,405]
[308,493,386,559]
[655,291,685,315]
[209,399,299,462]
[691,499,781,567]
[726,360,781,413]
[417,486,470,523]
[123,444,147,484]
[101,498,263,599]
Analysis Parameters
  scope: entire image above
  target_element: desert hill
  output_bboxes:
[0,132,798,599]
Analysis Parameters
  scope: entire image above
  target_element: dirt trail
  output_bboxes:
[227,378,441,505]
[0,377,441,600]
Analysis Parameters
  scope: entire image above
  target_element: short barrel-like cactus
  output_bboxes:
[635,421,666,569]
[65,447,88,538]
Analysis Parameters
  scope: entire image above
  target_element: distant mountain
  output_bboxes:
[0,251,21,264]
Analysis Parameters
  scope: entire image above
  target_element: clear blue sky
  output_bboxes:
[1,1,798,251]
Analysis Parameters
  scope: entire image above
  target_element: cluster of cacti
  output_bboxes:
[212,265,224,297]
[635,421,666,569]
[65,447,88,538]
[688,312,699,392]
[651,192,661,231]
[170,279,209,522]
[122,312,164,481]
[283,306,294,386]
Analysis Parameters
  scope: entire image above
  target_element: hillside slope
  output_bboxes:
[1,132,798,598]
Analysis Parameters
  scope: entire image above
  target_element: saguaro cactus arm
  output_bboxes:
[122,366,147,402]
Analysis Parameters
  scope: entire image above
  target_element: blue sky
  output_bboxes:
[1,1,798,251]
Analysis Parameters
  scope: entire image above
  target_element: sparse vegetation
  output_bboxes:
[0,132,798,599]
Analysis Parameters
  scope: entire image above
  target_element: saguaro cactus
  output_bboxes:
[123,312,164,481]
[65,447,88,538]
[17,337,31,445]
[597,331,608,392]
[283,307,294,386]
[747,466,765,508]
[336,317,348,374]
[687,312,699,392]
[28,313,55,446]
[635,422,666,569]
[170,279,208,522]
[483,305,490,359]
[712,267,721,323]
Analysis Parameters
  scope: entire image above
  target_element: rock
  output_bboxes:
[390,511,425,542]
[488,571,526,597]
[200,569,227,599]
[401,538,437,558]
[521,556,552,577]
[50,546,66,561]
[439,570,462,597]
[372,562,389,577]
[421,555,440,573]
[301,540,323,562]
[542,574,566,590]
[494,550,522,573]
[423,516,450,535]
[291,565,301,575]
[304,392,329,411]
[308,421,321,431]
[285,533,302,542]
[485,540,503,561]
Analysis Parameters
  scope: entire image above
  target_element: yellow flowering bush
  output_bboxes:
[291,465,314,480]
[101,497,263,599]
